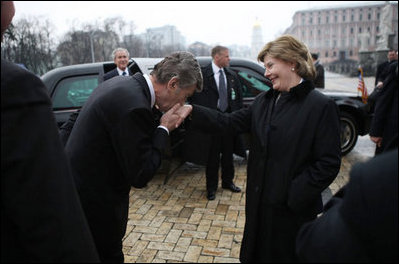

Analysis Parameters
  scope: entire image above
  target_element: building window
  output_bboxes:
[351,14,354,21]
[376,26,379,33]
[350,27,354,34]
[368,13,371,20]
[367,27,370,32]
[334,15,338,22]
[359,14,363,21]
[343,15,346,22]
[349,50,353,56]
[359,27,362,33]
[318,17,321,24]
[333,51,336,57]
[377,13,380,20]
[325,51,328,57]
[326,16,329,23]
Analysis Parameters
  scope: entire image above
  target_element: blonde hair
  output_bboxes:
[257,35,316,80]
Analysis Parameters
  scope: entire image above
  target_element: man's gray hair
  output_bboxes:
[151,51,203,92]
[111,48,129,60]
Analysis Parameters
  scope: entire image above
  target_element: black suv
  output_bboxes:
[42,57,371,158]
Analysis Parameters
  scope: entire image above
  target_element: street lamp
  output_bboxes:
[89,32,95,63]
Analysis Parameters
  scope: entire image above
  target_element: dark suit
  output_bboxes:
[313,61,325,88]
[370,61,398,154]
[59,68,134,145]
[185,63,243,192]
[103,67,133,81]
[1,59,99,262]
[188,80,341,262]
[65,73,168,262]
[375,60,397,86]
[296,149,398,262]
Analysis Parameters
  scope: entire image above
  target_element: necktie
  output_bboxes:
[218,69,228,112]
[122,71,127,76]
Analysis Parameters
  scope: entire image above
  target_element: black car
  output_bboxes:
[42,57,371,159]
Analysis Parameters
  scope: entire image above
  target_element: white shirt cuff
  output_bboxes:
[157,125,169,135]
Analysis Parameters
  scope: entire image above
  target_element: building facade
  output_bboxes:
[284,1,398,75]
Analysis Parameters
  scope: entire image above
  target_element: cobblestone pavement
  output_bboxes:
[122,150,373,263]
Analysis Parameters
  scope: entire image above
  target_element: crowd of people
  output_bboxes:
[2,1,397,263]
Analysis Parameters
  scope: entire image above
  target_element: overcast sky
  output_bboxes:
[13,1,377,46]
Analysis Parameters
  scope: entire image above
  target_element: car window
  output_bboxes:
[52,75,99,109]
[231,68,271,98]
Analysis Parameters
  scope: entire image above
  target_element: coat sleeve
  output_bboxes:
[111,108,168,188]
[287,99,341,213]
[190,103,252,135]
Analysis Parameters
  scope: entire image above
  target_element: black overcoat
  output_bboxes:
[183,63,245,165]
[1,60,99,262]
[369,62,398,152]
[189,80,341,262]
[65,73,168,261]
[296,149,398,262]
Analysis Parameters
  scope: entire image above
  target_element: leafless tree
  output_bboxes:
[1,17,57,75]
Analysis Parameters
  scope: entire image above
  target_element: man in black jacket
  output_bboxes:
[374,49,397,90]
[103,47,133,81]
[1,2,99,262]
[370,61,398,155]
[296,149,398,262]
[185,45,244,200]
[311,53,325,88]
[65,51,203,262]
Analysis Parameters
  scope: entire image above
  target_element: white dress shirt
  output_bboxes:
[116,67,128,76]
[143,74,169,135]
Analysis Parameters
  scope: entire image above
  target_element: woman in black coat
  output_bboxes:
[178,35,341,262]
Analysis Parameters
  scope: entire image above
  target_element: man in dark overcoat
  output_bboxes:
[183,45,244,200]
[1,1,99,262]
[65,52,203,262]
[103,48,133,81]
[296,149,398,262]
[370,61,398,154]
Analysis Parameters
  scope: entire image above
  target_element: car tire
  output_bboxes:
[340,112,358,156]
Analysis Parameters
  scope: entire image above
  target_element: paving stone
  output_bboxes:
[121,154,361,262]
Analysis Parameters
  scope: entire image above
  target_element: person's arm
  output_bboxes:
[188,103,252,135]
[113,104,186,188]
[287,99,341,213]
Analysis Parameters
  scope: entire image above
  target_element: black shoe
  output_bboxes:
[222,183,241,193]
[207,190,216,200]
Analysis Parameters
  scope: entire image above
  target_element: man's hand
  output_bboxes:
[160,104,193,132]
[376,81,383,89]
[370,136,382,147]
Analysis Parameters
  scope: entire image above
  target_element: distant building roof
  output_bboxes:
[297,1,397,13]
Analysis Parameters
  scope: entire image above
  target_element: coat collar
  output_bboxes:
[266,79,314,99]
[132,72,152,106]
